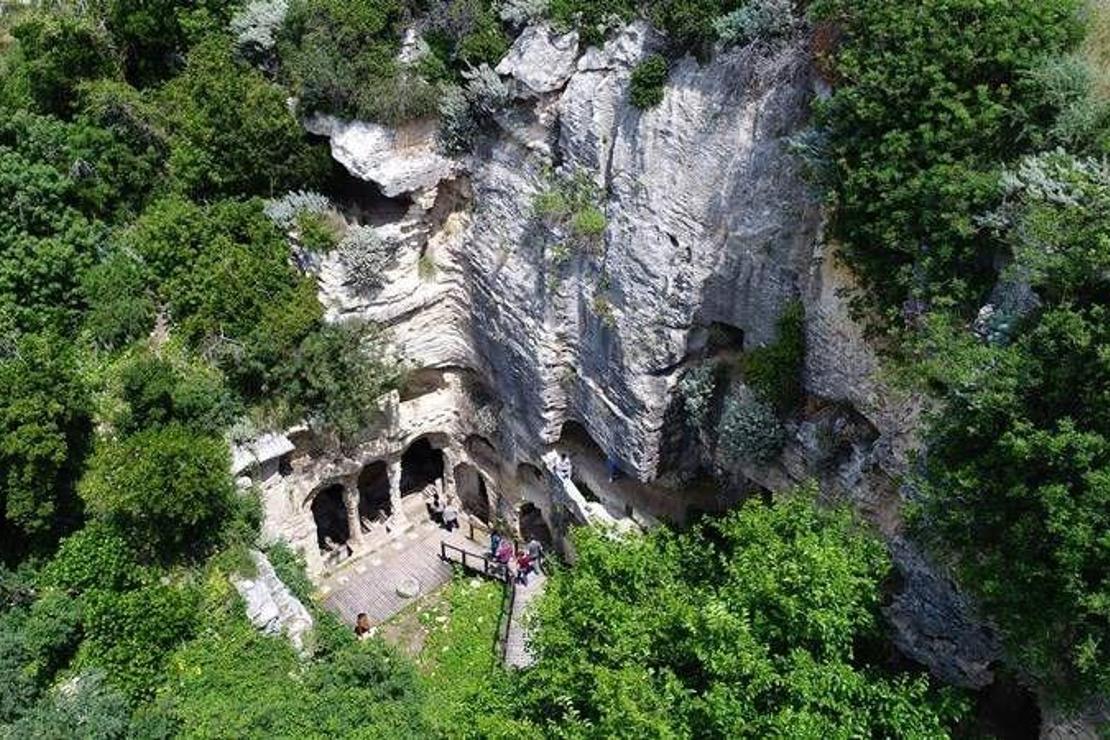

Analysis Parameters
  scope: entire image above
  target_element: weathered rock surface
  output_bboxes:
[232,550,314,655]
[496,23,580,95]
[304,114,456,199]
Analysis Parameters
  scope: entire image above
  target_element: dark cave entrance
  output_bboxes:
[320,156,412,226]
[357,461,391,521]
[454,463,490,523]
[400,437,444,496]
[311,483,349,550]
[519,502,552,547]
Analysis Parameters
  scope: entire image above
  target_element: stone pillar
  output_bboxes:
[388,458,405,524]
[441,447,457,502]
[343,480,364,549]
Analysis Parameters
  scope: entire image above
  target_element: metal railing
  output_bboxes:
[439,540,509,581]
[497,574,517,665]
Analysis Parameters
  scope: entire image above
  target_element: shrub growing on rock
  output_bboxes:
[338,226,397,293]
[716,388,786,466]
[629,54,667,109]
[713,0,797,48]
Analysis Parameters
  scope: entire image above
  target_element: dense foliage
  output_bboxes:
[511,488,966,736]
[814,0,1110,707]
[811,0,1086,317]
[1,0,1106,733]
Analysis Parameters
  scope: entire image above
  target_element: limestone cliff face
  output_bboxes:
[301,23,1000,689]
[320,23,820,478]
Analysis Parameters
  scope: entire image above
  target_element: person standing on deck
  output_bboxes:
[441,499,459,531]
[526,538,544,574]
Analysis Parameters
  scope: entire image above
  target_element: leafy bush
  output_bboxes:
[740,299,805,413]
[157,37,329,199]
[339,226,397,292]
[231,0,291,59]
[80,251,157,351]
[810,0,1085,317]
[279,0,439,124]
[0,333,90,556]
[438,84,477,153]
[985,150,1110,302]
[274,320,404,443]
[713,0,796,47]
[101,0,235,86]
[679,362,718,429]
[519,487,967,736]
[4,14,119,117]
[263,189,335,229]
[78,580,201,701]
[629,54,667,109]
[39,523,143,594]
[114,351,238,436]
[437,65,509,153]
[716,388,786,466]
[78,424,235,559]
[2,670,130,740]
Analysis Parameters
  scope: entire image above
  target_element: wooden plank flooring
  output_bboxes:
[319,521,474,626]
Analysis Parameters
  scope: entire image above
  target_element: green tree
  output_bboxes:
[78,424,235,559]
[0,334,91,558]
[80,250,157,351]
[113,351,237,436]
[275,320,404,444]
[810,0,1085,317]
[2,14,119,117]
[516,488,967,737]
[915,304,1110,701]
[157,36,328,199]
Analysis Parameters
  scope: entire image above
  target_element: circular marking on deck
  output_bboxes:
[396,576,420,598]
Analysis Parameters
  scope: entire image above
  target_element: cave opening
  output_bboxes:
[357,461,391,522]
[454,463,490,523]
[320,156,412,226]
[519,502,552,548]
[311,483,349,550]
[400,437,444,496]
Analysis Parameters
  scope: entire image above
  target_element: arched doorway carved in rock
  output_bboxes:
[519,502,552,548]
[400,436,444,497]
[454,462,490,523]
[310,483,349,550]
[357,460,391,522]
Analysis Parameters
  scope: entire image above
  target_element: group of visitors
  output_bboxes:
[428,492,459,531]
[490,532,544,586]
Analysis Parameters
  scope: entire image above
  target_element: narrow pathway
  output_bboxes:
[504,570,547,669]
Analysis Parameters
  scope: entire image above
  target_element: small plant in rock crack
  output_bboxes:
[592,293,617,328]
[533,169,607,256]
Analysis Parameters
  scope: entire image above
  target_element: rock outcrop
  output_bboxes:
[496,23,580,95]
[232,550,314,655]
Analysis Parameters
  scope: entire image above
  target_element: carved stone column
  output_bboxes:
[441,446,457,502]
[343,479,364,549]
[388,457,405,524]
